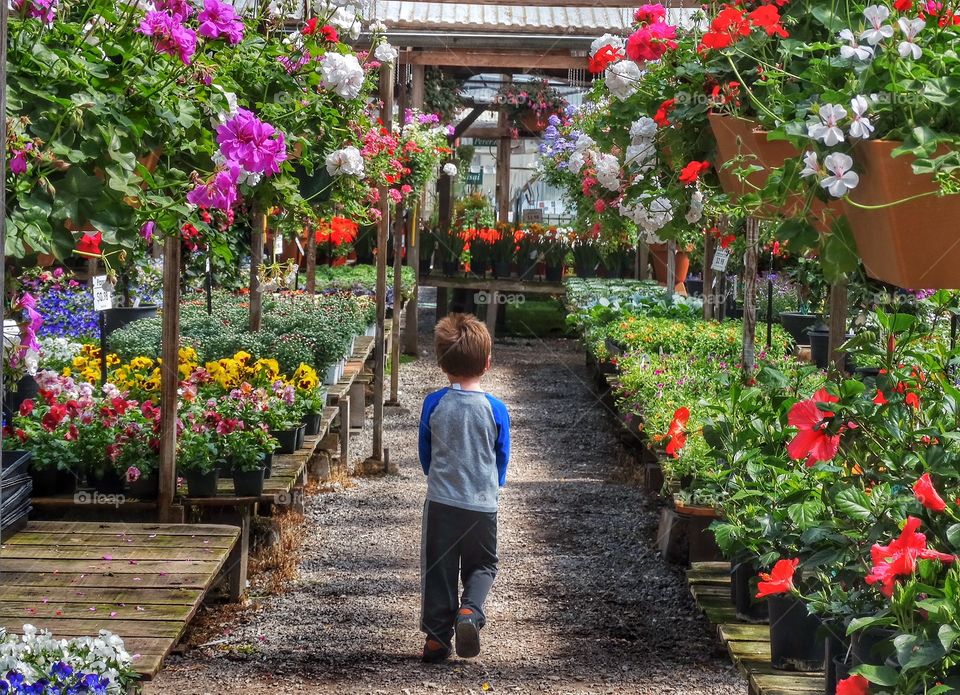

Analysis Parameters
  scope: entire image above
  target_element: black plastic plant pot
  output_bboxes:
[780,312,820,346]
[88,468,125,495]
[492,261,512,279]
[4,375,39,420]
[295,424,306,450]
[545,263,564,283]
[103,305,159,337]
[216,460,233,477]
[471,260,488,277]
[303,412,322,437]
[680,511,724,564]
[832,656,851,689]
[685,279,704,297]
[731,557,769,622]
[2,450,32,481]
[232,467,265,497]
[768,595,825,671]
[126,474,159,500]
[418,257,433,276]
[185,469,219,498]
[824,630,849,695]
[441,260,459,277]
[271,428,298,455]
[263,453,274,480]
[851,627,896,667]
[574,260,596,278]
[809,328,854,370]
[29,464,75,496]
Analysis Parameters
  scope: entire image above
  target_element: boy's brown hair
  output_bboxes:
[435,313,491,378]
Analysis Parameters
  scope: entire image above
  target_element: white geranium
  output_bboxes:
[442,163,458,177]
[861,5,894,45]
[590,33,624,56]
[625,142,656,171]
[595,153,621,191]
[374,42,398,63]
[685,190,704,224]
[821,152,859,197]
[605,60,642,101]
[574,134,595,152]
[567,150,586,175]
[799,150,820,178]
[369,19,387,33]
[849,95,874,139]
[325,146,365,177]
[897,17,924,59]
[319,52,365,100]
[838,28,874,61]
[630,117,658,144]
[807,103,847,146]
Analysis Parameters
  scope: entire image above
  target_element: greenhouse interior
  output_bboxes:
[0,0,957,693]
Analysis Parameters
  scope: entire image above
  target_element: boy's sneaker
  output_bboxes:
[422,638,452,663]
[455,608,481,658]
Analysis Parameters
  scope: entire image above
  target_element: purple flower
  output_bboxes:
[277,51,311,74]
[155,0,193,19]
[9,149,27,175]
[12,0,57,24]
[216,109,287,175]
[547,114,561,126]
[138,11,197,65]
[197,0,244,44]
[140,221,156,243]
[187,165,240,211]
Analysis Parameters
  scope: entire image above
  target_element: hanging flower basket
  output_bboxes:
[842,139,960,289]
[708,113,765,198]
[517,109,556,135]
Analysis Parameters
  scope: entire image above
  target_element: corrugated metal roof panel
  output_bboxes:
[371,1,634,35]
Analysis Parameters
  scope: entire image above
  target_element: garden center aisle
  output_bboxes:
[148,320,742,695]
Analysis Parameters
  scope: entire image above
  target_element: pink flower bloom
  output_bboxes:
[140,221,156,243]
[626,21,678,62]
[388,188,402,203]
[216,109,287,175]
[12,0,57,25]
[10,149,27,175]
[635,3,667,24]
[155,0,193,19]
[138,11,197,65]
[187,165,240,211]
[197,0,244,44]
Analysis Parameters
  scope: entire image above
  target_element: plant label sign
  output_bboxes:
[92,275,114,312]
[711,248,731,272]
[274,234,284,255]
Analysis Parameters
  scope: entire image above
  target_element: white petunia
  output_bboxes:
[807,103,847,146]
[325,146,365,177]
[605,60,642,101]
[861,5,894,45]
[319,52,366,100]
[442,163,458,177]
[625,142,657,171]
[897,17,924,59]
[374,42,398,63]
[849,95,874,139]
[838,28,875,61]
[685,190,704,224]
[590,33,624,56]
[629,116,658,143]
[821,152,859,197]
[799,150,820,178]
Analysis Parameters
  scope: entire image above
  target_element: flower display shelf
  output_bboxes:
[687,561,824,695]
[0,520,241,680]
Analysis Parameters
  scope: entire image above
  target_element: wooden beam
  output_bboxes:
[462,126,510,140]
[401,50,588,70]
[404,64,425,356]
[702,233,716,321]
[828,280,849,374]
[496,74,511,226]
[453,106,488,139]
[742,217,760,377]
[249,209,265,332]
[158,234,181,523]
[304,227,316,294]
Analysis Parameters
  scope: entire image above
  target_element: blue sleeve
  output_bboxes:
[419,389,446,476]
[486,395,511,486]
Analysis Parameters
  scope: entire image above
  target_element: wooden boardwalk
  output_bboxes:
[688,562,824,695]
[0,520,240,680]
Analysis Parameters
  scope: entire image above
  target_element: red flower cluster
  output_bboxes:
[865,516,955,597]
[679,160,711,185]
[665,406,689,458]
[653,98,676,127]
[315,217,358,246]
[302,17,338,42]
[755,558,798,598]
[181,223,204,252]
[699,4,788,52]
[588,44,624,74]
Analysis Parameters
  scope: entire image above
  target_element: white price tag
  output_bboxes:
[92,275,114,312]
[711,248,731,272]
[273,234,284,255]
[295,237,305,255]
[205,256,211,273]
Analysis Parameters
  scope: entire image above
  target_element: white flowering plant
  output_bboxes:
[0,624,138,694]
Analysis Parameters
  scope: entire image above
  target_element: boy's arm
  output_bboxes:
[488,397,511,487]
[419,390,444,475]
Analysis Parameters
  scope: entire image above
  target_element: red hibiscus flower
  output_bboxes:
[665,407,690,458]
[873,390,887,406]
[865,516,955,597]
[913,473,947,512]
[76,231,103,256]
[756,558,799,598]
[836,675,870,695]
[786,389,842,466]
[679,160,711,185]
[589,44,625,73]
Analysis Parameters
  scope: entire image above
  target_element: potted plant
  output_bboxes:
[293,364,326,435]
[497,78,567,134]
[570,229,602,278]
[264,388,300,455]
[5,398,78,495]
[221,424,273,498]
[780,256,828,346]
[490,223,516,278]
[178,425,219,498]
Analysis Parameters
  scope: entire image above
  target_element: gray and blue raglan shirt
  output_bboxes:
[418,386,511,513]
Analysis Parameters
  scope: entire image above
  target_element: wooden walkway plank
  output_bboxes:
[0,586,201,604]
[5,532,236,549]
[20,521,239,536]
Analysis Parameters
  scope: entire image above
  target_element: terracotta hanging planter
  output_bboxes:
[517,110,556,135]
[649,243,691,290]
[708,113,765,198]
[842,139,960,289]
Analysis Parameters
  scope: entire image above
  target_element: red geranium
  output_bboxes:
[302,17,319,34]
[836,675,870,695]
[321,24,339,42]
[19,400,34,417]
[653,98,676,127]
[786,389,843,466]
[755,558,799,598]
[865,516,955,597]
[588,44,624,74]
[913,473,947,512]
[679,161,711,185]
[76,231,103,256]
[665,407,690,458]
[747,5,789,37]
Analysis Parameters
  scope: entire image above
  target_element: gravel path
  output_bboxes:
[147,311,744,695]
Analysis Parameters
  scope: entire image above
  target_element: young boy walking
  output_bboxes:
[418,313,510,663]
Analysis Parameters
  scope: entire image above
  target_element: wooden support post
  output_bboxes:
[369,61,393,467]
[496,75,512,225]
[828,279,849,374]
[349,380,366,430]
[485,291,500,336]
[339,398,351,471]
[0,0,6,407]
[702,232,716,321]
[403,64,426,356]
[388,207,403,405]
[158,234,182,523]
[225,507,250,602]
[742,217,760,377]
[249,208,266,332]
[665,240,676,296]
[305,227,316,295]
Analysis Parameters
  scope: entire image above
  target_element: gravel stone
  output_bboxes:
[146,308,745,695]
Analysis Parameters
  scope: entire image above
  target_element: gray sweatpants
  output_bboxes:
[420,500,498,645]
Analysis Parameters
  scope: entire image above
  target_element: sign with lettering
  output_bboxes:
[711,248,731,272]
[92,276,114,312]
